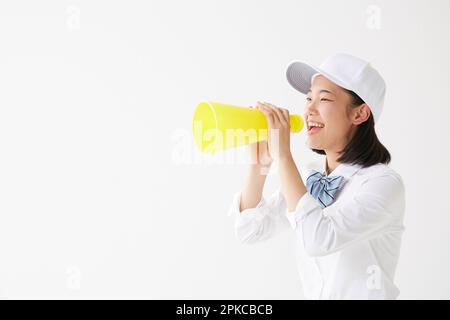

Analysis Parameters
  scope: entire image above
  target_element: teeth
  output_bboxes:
[307,121,324,129]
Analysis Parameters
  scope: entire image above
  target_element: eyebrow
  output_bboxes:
[307,89,335,95]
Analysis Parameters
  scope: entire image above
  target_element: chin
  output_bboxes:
[307,139,323,150]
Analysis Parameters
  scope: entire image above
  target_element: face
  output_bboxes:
[304,75,368,154]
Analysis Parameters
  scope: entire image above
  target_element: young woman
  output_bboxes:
[227,53,405,300]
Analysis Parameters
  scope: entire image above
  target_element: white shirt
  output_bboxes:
[227,158,405,300]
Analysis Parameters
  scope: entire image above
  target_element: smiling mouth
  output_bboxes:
[307,126,323,135]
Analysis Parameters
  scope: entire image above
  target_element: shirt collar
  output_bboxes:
[303,157,363,180]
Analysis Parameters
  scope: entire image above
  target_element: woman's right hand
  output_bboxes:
[248,105,273,169]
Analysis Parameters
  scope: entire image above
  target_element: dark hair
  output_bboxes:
[311,89,391,168]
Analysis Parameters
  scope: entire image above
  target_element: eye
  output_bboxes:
[320,98,332,101]
[306,97,312,101]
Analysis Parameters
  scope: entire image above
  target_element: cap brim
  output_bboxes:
[286,61,319,94]
[286,61,354,94]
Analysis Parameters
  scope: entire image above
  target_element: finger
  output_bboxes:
[264,103,284,125]
[255,141,260,164]
[252,104,263,110]
[256,101,265,111]
[280,108,290,124]
[249,141,258,165]
[258,102,273,115]
[272,106,288,126]
[267,103,288,124]
[259,140,272,166]
[259,104,275,127]
[270,104,290,126]
[258,101,273,109]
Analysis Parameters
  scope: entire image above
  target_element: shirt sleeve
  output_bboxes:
[227,187,290,244]
[285,172,405,257]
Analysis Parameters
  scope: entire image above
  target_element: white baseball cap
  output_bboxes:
[286,53,386,123]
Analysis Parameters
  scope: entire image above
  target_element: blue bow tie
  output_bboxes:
[306,171,345,208]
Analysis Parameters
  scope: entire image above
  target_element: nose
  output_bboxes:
[304,99,318,117]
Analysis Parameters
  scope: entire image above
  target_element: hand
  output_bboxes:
[256,101,293,162]
[248,140,273,167]
[248,106,273,169]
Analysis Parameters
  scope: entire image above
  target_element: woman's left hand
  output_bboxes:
[256,101,293,162]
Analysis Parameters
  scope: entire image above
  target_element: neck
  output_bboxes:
[325,151,340,175]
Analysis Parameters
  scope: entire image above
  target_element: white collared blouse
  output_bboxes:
[227,158,405,299]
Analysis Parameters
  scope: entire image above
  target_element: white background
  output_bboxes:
[0,0,449,299]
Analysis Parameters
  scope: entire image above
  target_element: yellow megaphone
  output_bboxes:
[192,101,304,154]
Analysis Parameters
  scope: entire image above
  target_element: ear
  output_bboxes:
[352,103,371,125]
